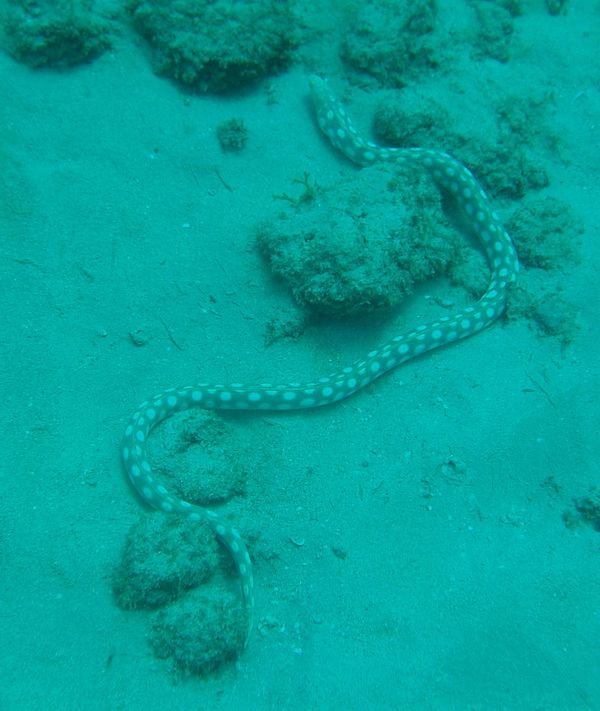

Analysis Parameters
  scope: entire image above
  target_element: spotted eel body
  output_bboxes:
[121,75,519,645]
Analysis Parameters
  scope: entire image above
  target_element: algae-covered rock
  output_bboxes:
[4,0,111,68]
[113,514,218,610]
[571,490,600,532]
[257,164,465,316]
[340,0,440,88]
[114,513,248,675]
[373,91,554,201]
[507,282,578,344]
[472,1,515,63]
[128,0,297,93]
[150,586,247,675]
[145,409,248,507]
[506,196,583,271]
[502,196,582,344]
[373,96,451,152]
[216,117,248,153]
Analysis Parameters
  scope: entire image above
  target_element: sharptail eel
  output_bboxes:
[121,75,519,645]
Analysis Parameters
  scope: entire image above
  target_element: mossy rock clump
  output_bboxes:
[340,0,440,88]
[128,0,297,93]
[506,196,583,271]
[145,409,248,507]
[113,411,253,675]
[113,514,218,610]
[216,117,248,153]
[114,514,248,675]
[257,164,467,316]
[472,1,515,64]
[507,282,578,344]
[373,95,451,150]
[502,196,582,344]
[149,587,247,676]
[373,92,554,202]
[563,488,600,532]
[4,0,111,68]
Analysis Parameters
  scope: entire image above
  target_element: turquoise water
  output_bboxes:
[1,2,598,709]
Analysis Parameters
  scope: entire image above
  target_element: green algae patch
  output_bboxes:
[128,0,297,93]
